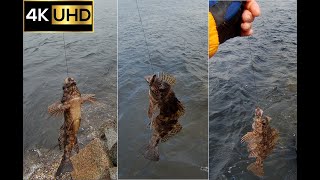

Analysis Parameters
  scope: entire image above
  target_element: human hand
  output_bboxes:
[241,0,261,36]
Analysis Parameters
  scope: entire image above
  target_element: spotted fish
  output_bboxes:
[48,77,96,177]
[241,107,279,177]
[143,72,185,161]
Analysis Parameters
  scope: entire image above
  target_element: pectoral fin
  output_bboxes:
[48,102,69,117]
[241,132,255,143]
[81,94,96,103]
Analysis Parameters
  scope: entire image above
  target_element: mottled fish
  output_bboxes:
[143,72,185,161]
[48,77,96,177]
[241,107,279,177]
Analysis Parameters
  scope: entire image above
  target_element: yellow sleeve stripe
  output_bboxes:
[208,12,219,58]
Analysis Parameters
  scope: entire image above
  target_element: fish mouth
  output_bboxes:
[144,74,156,84]
[64,77,77,85]
[255,107,263,117]
[144,75,151,83]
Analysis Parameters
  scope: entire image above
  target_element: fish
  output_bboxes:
[143,72,185,161]
[48,77,96,177]
[241,107,279,177]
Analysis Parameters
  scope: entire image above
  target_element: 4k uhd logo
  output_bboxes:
[24,0,94,32]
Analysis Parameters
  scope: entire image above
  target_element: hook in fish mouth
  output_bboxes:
[255,107,263,117]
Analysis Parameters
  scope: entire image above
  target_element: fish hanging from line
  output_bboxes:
[241,107,279,177]
[48,77,96,177]
[143,72,185,161]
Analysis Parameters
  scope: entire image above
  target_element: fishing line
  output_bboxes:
[135,0,155,74]
[62,33,69,77]
[248,36,259,108]
[248,15,279,110]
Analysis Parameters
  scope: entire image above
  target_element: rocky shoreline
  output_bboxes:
[23,118,117,180]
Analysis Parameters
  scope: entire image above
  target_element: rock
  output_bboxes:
[99,119,117,133]
[104,127,117,150]
[99,120,117,149]
[109,167,117,180]
[109,142,117,166]
[23,148,64,180]
[70,138,113,180]
[56,172,72,180]
[98,119,117,166]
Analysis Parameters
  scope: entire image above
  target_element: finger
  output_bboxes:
[245,0,261,17]
[241,29,253,36]
[242,9,254,23]
[241,22,252,32]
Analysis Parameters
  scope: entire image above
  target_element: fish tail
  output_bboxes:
[143,143,160,161]
[142,135,160,161]
[56,133,76,177]
[247,161,264,177]
[55,157,73,177]
[74,137,80,154]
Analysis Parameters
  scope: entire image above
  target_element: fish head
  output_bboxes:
[61,77,81,102]
[63,77,77,91]
[145,74,171,101]
[145,74,162,100]
[254,116,271,134]
[253,108,268,133]
[64,77,76,85]
[145,74,159,100]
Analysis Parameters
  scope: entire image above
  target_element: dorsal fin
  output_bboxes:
[158,72,176,86]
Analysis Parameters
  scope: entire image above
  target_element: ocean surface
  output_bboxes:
[23,0,297,179]
[209,0,297,179]
[118,0,208,179]
[23,0,117,168]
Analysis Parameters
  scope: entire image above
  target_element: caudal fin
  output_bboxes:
[142,143,160,161]
[247,162,264,177]
[55,159,74,177]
